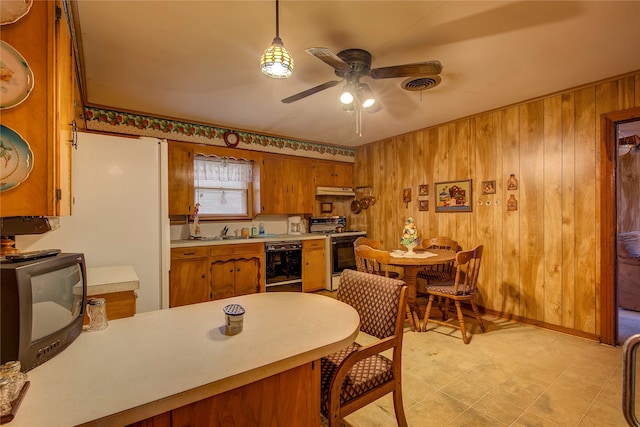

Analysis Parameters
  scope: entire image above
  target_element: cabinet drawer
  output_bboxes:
[209,243,264,258]
[303,239,325,250]
[171,246,210,259]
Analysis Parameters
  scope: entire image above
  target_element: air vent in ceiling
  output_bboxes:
[401,75,441,92]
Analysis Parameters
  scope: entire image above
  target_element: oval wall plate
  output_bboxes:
[0,41,34,109]
[0,0,33,25]
[0,124,34,191]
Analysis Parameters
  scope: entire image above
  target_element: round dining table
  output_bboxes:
[387,248,456,331]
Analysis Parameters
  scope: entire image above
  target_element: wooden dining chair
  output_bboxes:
[354,244,402,279]
[416,237,460,293]
[422,245,486,344]
[320,269,408,427]
[353,236,381,249]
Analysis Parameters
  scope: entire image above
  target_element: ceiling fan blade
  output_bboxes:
[369,60,443,79]
[281,80,341,104]
[306,47,351,72]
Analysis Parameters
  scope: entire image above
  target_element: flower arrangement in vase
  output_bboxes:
[400,217,420,253]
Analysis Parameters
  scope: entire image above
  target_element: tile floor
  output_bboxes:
[316,290,629,427]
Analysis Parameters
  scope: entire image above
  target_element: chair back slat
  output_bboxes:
[424,236,461,252]
[424,236,460,274]
[453,245,483,295]
[354,244,391,277]
[353,237,381,249]
[337,269,405,339]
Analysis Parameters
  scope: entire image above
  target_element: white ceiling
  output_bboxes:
[74,1,640,148]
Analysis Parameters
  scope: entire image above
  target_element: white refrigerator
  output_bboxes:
[17,132,170,313]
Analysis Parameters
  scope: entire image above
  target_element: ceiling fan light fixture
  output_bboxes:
[340,83,354,105]
[358,83,376,108]
[260,0,294,79]
[339,90,354,104]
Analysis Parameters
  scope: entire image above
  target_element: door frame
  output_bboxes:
[600,106,640,345]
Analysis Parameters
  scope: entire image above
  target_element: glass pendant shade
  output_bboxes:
[359,83,376,108]
[260,36,294,78]
[260,0,293,79]
[339,90,354,104]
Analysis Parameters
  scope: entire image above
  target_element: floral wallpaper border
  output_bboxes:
[84,107,355,162]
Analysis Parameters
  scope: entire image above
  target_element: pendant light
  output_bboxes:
[260,0,294,79]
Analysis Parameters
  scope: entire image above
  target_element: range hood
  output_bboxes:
[315,186,356,197]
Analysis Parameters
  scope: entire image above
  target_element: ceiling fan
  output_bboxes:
[281,47,443,111]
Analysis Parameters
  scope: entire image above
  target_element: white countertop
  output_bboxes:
[12,292,360,426]
[171,233,327,248]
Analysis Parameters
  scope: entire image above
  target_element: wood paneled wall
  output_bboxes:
[353,71,640,338]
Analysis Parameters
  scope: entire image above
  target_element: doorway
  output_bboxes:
[617,120,640,343]
[600,107,640,345]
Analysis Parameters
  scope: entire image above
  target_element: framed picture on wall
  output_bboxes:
[418,200,429,211]
[418,184,429,196]
[435,179,472,213]
[482,180,496,195]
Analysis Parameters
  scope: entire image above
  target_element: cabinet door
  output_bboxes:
[170,258,210,307]
[168,142,194,216]
[314,161,354,188]
[288,158,314,214]
[234,258,261,296]
[0,1,73,216]
[211,260,237,300]
[261,155,313,214]
[302,240,326,292]
[260,156,287,214]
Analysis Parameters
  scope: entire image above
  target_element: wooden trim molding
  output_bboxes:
[600,106,640,346]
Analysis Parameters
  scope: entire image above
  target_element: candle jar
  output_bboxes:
[0,361,27,402]
[87,298,109,331]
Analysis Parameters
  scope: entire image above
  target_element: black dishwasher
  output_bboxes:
[264,241,302,292]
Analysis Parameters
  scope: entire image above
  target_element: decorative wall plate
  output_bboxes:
[0,41,34,109]
[0,0,32,25]
[0,124,34,192]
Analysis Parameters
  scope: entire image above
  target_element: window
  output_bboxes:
[194,155,254,217]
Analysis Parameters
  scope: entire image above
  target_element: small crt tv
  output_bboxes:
[1,252,87,371]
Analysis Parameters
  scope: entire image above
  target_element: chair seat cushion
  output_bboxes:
[418,270,453,281]
[425,281,472,296]
[320,342,394,416]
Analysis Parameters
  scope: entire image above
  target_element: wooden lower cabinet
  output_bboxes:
[302,239,326,292]
[170,243,265,307]
[210,257,260,300]
[127,361,320,427]
[170,257,211,307]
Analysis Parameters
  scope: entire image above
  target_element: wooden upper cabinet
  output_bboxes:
[168,142,194,216]
[313,161,354,188]
[261,155,313,214]
[0,1,74,216]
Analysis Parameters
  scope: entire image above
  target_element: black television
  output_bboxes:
[1,253,87,371]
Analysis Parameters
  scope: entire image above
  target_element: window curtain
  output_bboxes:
[194,155,252,188]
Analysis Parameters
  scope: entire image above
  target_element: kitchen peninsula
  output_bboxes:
[11,293,359,426]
